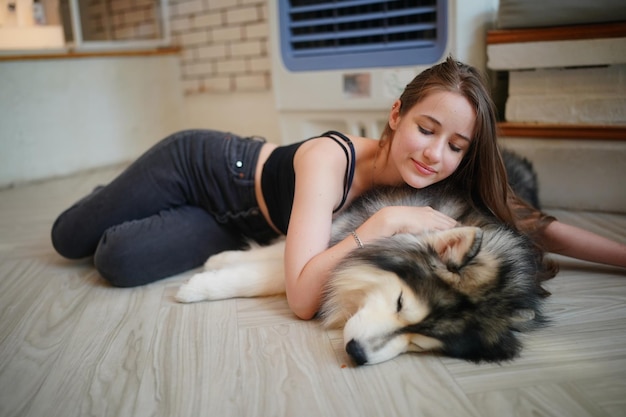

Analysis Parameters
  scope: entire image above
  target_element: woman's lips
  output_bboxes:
[413,159,437,175]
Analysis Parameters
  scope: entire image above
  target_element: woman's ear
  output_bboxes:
[388,100,402,130]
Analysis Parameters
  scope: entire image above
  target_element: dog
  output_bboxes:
[176,150,553,365]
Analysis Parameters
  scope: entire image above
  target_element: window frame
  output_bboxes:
[68,0,171,51]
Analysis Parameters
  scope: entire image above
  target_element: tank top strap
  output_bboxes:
[319,131,356,213]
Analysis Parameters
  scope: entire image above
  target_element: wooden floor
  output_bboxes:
[1,165,626,417]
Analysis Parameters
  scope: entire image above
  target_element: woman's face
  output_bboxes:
[388,90,476,189]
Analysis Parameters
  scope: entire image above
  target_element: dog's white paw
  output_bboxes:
[175,272,215,303]
[175,282,207,303]
[175,270,238,302]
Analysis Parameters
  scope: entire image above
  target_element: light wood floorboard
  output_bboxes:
[0,165,625,417]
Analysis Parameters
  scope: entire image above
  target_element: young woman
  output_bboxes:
[51,57,626,319]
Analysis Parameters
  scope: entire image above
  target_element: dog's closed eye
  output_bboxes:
[397,291,403,313]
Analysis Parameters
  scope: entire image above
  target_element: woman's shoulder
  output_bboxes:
[294,133,378,190]
[296,132,376,154]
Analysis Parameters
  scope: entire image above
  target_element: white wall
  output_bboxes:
[0,54,184,187]
[181,91,281,143]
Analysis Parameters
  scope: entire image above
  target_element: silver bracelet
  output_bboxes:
[351,230,364,249]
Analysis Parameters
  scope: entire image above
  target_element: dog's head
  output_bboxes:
[319,226,546,365]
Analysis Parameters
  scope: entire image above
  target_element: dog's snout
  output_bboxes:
[346,339,368,365]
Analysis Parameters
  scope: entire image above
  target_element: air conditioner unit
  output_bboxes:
[269,0,495,143]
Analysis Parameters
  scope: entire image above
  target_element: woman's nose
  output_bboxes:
[423,138,443,163]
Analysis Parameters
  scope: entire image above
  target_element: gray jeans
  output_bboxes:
[51,130,279,287]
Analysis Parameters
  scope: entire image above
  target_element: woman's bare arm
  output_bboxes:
[539,220,626,269]
[283,139,359,319]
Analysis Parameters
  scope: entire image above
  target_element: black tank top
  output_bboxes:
[261,131,356,234]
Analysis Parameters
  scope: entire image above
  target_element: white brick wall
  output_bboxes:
[505,65,626,125]
[169,0,270,95]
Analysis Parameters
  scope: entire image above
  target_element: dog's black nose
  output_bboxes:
[346,339,368,365]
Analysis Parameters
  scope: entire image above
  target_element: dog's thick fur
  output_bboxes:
[176,151,552,365]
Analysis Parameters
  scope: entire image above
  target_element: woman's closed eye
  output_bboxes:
[418,125,433,135]
[449,143,463,153]
[418,123,466,153]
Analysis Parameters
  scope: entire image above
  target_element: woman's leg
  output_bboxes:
[51,129,277,286]
[51,130,218,259]
[94,205,246,287]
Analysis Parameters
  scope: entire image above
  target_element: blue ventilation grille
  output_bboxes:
[279,0,448,71]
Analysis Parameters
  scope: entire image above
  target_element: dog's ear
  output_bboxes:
[429,227,496,294]
[430,227,483,270]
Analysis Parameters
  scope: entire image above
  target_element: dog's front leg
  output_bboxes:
[204,239,285,270]
[175,257,286,303]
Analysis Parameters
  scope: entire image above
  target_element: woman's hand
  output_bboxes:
[356,205,457,243]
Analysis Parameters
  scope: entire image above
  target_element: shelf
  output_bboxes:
[0,46,181,62]
[497,122,626,141]
[487,21,626,45]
